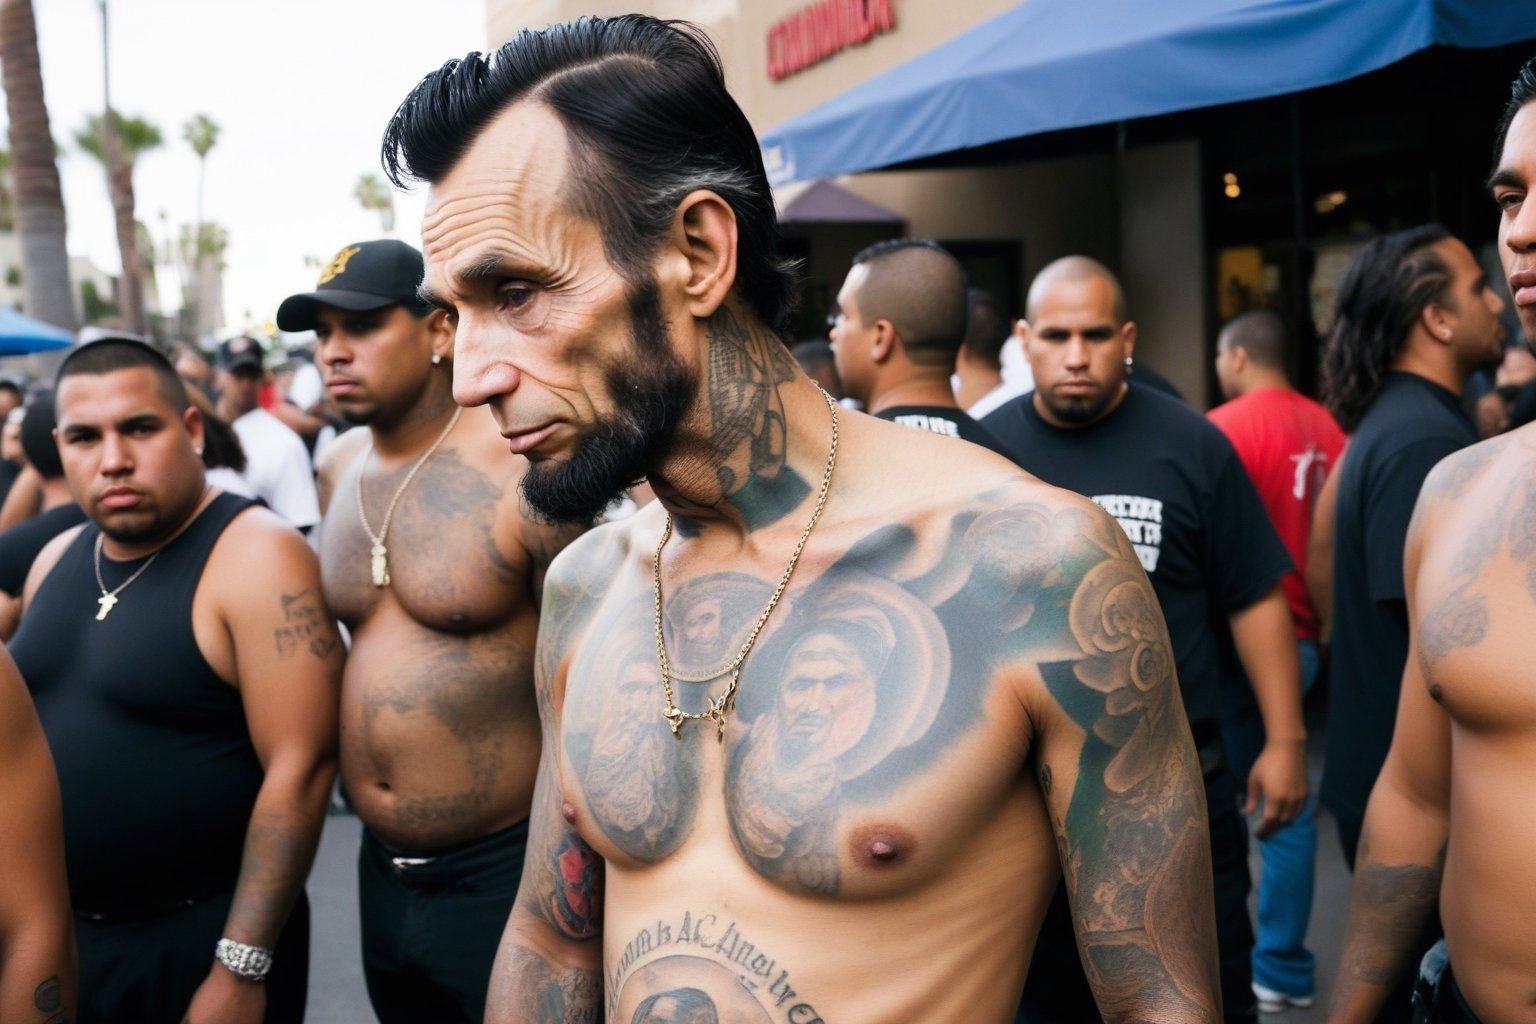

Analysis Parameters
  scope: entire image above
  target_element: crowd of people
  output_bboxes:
[0,13,1533,1024]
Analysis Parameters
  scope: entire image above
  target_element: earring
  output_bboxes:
[431,354,442,365]
[194,447,204,456]
[1124,356,1134,370]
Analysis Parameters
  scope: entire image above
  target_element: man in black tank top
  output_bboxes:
[11,338,343,1024]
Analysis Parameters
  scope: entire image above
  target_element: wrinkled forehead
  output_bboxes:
[421,101,587,281]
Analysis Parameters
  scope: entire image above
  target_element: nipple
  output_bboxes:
[561,800,579,825]
[851,823,914,868]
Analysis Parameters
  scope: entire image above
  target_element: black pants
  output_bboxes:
[1413,942,1482,1024]
[359,820,529,1024]
[76,890,309,1024]
[1018,752,1257,1023]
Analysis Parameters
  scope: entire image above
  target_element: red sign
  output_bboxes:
[767,0,897,81]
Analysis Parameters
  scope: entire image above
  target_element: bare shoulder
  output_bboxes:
[1414,428,1527,535]
[210,503,320,585]
[315,425,370,489]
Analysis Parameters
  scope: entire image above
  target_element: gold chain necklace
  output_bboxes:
[356,407,462,587]
[653,387,839,741]
[93,532,160,621]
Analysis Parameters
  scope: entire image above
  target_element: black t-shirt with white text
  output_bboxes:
[872,404,1020,460]
[982,386,1293,736]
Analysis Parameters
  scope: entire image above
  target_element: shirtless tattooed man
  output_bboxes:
[288,240,581,1023]
[1331,57,1536,1024]
[384,15,1222,1022]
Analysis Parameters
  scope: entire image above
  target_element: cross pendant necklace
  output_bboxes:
[93,533,161,622]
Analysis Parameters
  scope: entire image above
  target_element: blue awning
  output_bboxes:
[759,0,1536,186]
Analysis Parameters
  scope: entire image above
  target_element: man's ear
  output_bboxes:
[183,405,205,455]
[1422,303,1454,344]
[426,308,455,362]
[667,190,737,319]
[1229,346,1248,374]
[1122,320,1138,359]
[870,320,897,363]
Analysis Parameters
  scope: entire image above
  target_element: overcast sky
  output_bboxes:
[21,0,486,333]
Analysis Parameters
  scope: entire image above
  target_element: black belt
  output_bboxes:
[364,818,529,890]
[75,887,226,924]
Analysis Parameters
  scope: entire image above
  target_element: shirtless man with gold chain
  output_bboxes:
[285,239,580,1024]
[386,16,1222,1022]
[1330,57,1536,1024]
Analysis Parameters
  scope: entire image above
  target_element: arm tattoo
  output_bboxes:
[273,589,338,659]
[33,975,66,1024]
[1044,550,1220,1020]
[496,946,601,1024]
[1339,837,1446,997]
[546,832,604,941]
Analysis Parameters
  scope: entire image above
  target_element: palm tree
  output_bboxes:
[183,114,217,239]
[0,0,78,330]
[182,113,218,334]
[76,110,161,335]
[179,220,227,335]
[354,173,395,234]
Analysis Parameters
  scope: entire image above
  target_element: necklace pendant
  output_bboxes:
[369,540,390,588]
[663,705,687,738]
[95,593,118,621]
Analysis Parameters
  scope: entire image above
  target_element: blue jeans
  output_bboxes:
[1219,638,1319,999]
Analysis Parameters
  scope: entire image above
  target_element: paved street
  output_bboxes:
[301,729,1352,1023]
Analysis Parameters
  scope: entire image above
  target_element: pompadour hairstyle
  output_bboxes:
[1493,55,1536,170]
[382,14,798,331]
[1320,224,1451,432]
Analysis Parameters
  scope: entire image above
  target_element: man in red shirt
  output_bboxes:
[1208,308,1346,1013]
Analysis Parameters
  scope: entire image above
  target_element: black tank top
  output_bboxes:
[12,493,264,915]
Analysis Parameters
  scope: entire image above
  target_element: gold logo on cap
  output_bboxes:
[317,246,362,285]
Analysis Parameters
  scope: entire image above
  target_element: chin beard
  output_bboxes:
[520,281,695,525]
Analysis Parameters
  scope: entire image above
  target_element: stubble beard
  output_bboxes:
[520,280,696,525]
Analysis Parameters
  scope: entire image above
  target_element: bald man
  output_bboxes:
[830,238,1018,458]
[983,256,1307,1024]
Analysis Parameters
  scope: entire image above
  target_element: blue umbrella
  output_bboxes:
[0,306,74,356]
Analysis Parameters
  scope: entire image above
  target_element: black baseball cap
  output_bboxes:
[276,239,430,332]
[217,335,265,374]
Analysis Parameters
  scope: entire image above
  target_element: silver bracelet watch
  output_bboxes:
[214,938,273,982]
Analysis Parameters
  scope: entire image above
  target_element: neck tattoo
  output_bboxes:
[93,532,161,621]
[652,387,839,741]
[357,407,462,588]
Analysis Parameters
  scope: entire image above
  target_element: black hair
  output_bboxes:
[0,379,22,401]
[19,390,61,480]
[1493,56,1536,169]
[56,338,190,413]
[382,14,798,331]
[847,237,968,365]
[1320,224,1452,431]
[1219,308,1289,368]
[184,383,247,474]
[963,288,1009,367]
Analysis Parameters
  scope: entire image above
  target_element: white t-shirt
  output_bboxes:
[231,408,321,529]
